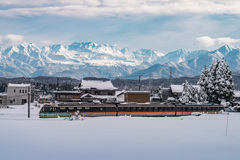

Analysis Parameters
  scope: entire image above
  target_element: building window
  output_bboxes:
[25,90,27,93]
[22,90,24,94]
[13,99,15,102]
[67,95,73,98]
[14,89,16,93]
[20,90,21,93]
[60,95,66,98]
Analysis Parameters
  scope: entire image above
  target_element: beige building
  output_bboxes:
[6,83,31,105]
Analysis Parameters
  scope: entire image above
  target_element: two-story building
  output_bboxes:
[5,83,31,105]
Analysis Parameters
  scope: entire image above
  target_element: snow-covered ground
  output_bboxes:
[0,104,240,160]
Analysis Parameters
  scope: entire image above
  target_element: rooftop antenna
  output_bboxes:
[139,75,141,91]
[169,67,172,87]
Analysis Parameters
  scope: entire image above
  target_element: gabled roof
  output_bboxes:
[80,93,116,99]
[79,80,118,90]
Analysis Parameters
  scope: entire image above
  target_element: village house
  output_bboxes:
[0,83,31,105]
[31,88,44,101]
[76,79,118,95]
[74,79,118,102]
[53,91,82,102]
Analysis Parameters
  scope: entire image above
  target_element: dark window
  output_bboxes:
[14,89,16,93]
[138,107,142,112]
[68,107,75,112]
[131,107,136,112]
[92,107,101,112]
[85,107,92,112]
[20,90,21,93]
[60,107,67,112]
[77,107,83,112]
[50,107,56,112]
[106,107,115,112]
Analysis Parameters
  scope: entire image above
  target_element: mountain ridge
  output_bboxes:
[0,42,239,79]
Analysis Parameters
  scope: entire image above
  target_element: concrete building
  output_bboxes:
[6,83,31,105]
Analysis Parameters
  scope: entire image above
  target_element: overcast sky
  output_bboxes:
[1,0,240,53]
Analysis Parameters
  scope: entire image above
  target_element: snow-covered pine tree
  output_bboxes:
[207,59,220,103]
[205,59,234,104]
[216,59,234,104]
[180,80,198,104]
[197,65,209,103]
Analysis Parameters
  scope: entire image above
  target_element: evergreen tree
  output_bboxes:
[206,59,220,103]
[216,59,234,103]
[180,80,198,103]
[203,59,234,104]
[197,66,209,103]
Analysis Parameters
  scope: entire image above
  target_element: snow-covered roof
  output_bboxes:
[167,97,175,100]
[124,91,150,94]
[170,85,200,93]
[234,91,240,97]
[39,95,52,99]
[81,93,116,99]
[53,91,82,94]
[0,93,7,96]
[81,93,95,98]
[8,83,31,87]
[116,90,125,96]
[170,85,183,93]
[79,80,118,90]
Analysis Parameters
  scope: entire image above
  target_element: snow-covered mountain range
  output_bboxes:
[0,42,239,79]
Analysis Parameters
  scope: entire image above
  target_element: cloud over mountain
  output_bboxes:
[1,1,240,17]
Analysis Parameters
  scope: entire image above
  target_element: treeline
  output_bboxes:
[1,74,240,92]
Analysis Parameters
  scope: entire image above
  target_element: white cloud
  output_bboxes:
[196,36,240,49]
[0,34,24,48]
[1,0,240,17]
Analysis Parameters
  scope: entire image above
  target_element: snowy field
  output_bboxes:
[0,104,240,160]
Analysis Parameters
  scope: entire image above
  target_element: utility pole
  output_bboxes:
[139,75,141,91]
[28,92,30,118]
[169,67,172,87]
[57,77,59,91]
